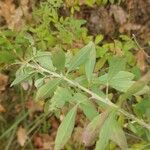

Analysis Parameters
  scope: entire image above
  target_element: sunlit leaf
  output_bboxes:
[54,106,77,150]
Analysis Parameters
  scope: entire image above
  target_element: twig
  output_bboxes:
[27,63,150,130]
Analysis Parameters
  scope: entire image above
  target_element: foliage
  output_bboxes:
[11,41,150,149]
[0,0,150,149]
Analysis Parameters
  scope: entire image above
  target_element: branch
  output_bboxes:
[28,63,150,130]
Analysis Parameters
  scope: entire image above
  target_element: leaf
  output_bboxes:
[11,72,33,87]
[35,52,55,71]
[95,34,104,44]
[85,44,96,82]
[51,49,66,71]
[36,78,61,100]
[134,98,150,119]
[136,50,145,71]
[34,78,44,88]
[93,111,127,150]
[0,73,8,91]
[50,87,73,110]
[17,126,27,147]
[67,42,94,72]
[95,111,116,150]
[54,106,77,150]
[110,5,127,25]
[108,56,126,81]
[110,120,128,150]
[94,57,106,72]
[0,51,15,63]
[0,104,6,113]
[82,111,108,146]
[122,71,150,99]
[98,71,135,92]
[73,93,98,120]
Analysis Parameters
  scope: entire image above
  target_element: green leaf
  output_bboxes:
[134,99,150,119]
[110,120,128,150]
[50,87,73,110]
[99,71,135,92]
[102,0,108,5]
[94,111,127,150]
[11,72,33,86]
[94,57,106,72]
[51,49,65,71]
[95,35,104,44]
[85,44,96,82]
[0,51,16,63]
[67,42,94,72]
[35,52,55,71]
[73,93,98,120]
[83,111,108,146]
[108,56,126,81]
[54,106,77,150]
[110,71,134,92]
[36,78,61,100]
[122,71,150,99]
[109,0,115,4]
[95,111,116,150]
[34,78,44,88]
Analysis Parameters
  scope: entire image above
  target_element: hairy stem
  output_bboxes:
[28,63,150,130]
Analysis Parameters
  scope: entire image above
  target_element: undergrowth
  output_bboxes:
[0,0,150,150]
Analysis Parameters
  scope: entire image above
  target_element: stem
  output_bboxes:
[28,63,150,130]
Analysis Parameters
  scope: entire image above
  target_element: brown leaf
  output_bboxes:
[82,110,108,146]
[0,104,6,113]
[26,99,44,117]
[136,50,146,71]
[33,134,54,149]
[0,0,30,30]
[17,126,27,146]
[0,73,8,91]
[110,5,127,25]
[119,23,141,33]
